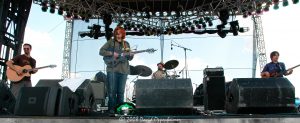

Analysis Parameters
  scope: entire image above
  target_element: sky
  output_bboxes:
[23,3,300,98]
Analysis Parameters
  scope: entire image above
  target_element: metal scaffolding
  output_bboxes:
[61,20,73,79]
[0,0,32,81]
[252,15,267,78]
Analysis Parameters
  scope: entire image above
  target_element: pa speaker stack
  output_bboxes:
[14,79,78,116]
[203,68,225,110]
[0,81,15,115]
[225,78,297,114]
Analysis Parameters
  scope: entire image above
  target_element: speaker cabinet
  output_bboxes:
[193,83,204,106]
[203,76,225,110]
[225,78,297,114]
[35,79,63,87]
[203,68,224,76]
[75,79,94,110]
[14,87,59,116]
[135,79,193,115]
[90,81,105,100]
[0,82,15,114]
[57,87,78,116]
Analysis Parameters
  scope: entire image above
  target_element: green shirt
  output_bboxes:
[99,39,133,74]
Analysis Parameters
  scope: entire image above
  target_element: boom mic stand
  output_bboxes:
[171,43,192,79]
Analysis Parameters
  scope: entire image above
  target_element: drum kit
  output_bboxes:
[128,60,180,103]
[129,59,180,79]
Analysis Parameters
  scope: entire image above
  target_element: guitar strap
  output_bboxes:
[112,40,116,67]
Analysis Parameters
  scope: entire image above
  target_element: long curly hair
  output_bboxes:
[113,26,126,40]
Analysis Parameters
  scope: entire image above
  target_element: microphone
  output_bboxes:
[171,43,173,50]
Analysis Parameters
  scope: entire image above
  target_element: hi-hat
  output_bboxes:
[135,65,152,77]
[164,60,179,70]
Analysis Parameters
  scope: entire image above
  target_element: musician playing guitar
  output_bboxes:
[6,43,38,98]
[261,51,293,78]
[99,26,134,116]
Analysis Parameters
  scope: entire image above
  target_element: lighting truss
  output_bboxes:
[33,0,271,30]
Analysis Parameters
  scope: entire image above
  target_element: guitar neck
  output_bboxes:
[28,66,51,71]
[131,50,148,54]
[289,65,300,70]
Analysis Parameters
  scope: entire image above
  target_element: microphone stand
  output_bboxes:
[171,43,192,79]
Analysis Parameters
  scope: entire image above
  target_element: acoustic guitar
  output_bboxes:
[6,64,56,81]
[261,64,300,78]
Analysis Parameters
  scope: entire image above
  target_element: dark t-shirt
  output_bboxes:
[262,62,286,77]
[12,54,36,81]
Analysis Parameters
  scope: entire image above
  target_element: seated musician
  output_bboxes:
[261,51,293,78]
[152,62,166,79]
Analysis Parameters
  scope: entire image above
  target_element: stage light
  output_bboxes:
[66,12,71,18]
[264,6,270,12]
[58,6,63,15]
[218,9,229,25]
[283,0,289,6]
[201,22,207,28]
[176,5,183,18]
[217,24,227,38]
[133,27,138,31]
[187,22,192,27]
[142,25,147,30]
[230,21,239,36]
[136,24,141,28]
[41,1,48,12]
[208,21,213,27]
[243,12,248,18]
[256,9,262,15]
[157,29,161,35]
[171,26,176,33]
[184,27,189,32]
[191,26,195,31]
[143,7,151,19]
[199,18,204,23]
[103,13,112,26]
[85,19,89,23]
[293,0,299,4]
[139,29,143,33]
[193,20,199,25]
[196,24,201,29]
[181,23,186,28]
[49,2,55,14]
[273,3,279,10]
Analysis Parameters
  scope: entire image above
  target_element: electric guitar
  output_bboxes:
[261,64,300,78]
[6,64,57,82]
[103,48,156,67]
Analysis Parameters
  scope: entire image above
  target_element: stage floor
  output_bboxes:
[1,114,300,123]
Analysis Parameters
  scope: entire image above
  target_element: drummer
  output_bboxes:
[152,62,167,79]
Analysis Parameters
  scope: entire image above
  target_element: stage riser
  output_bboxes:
[1,117,300,123]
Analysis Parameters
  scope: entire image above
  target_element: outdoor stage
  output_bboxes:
[1,114,300,123]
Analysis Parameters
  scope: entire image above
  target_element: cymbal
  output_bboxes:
[135,65,152,77]
[129,65,138,75]
[164,60,179,70]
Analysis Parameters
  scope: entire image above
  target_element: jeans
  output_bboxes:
[106,72,127,112]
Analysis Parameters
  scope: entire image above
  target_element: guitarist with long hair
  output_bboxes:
[100,26,134,115]
[261,51,293,78]
[6,43,38,98]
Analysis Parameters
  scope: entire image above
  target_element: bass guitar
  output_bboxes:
[103,48,156,67]
[7,64,57,81]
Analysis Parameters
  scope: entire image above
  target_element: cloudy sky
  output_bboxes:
[23,3,300,98]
